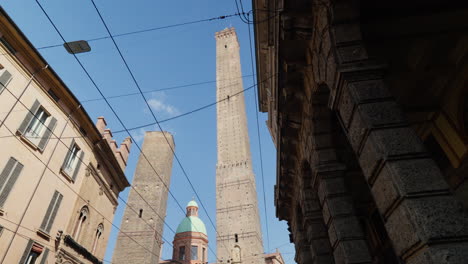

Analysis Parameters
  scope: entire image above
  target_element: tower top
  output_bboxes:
[215,27,238,42]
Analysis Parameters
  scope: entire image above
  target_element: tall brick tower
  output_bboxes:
[113,131,175,264]
[215,28,264,264]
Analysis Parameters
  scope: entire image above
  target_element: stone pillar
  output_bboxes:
[324,0,468,256]
[335,76,468,263]
[310,90,372,264]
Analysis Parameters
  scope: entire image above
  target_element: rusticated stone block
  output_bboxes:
[347,110,366,152]
[336,44,368,64]
[311,148,339,166]
[307,221,328,240]
[406,196,468,240]
[359,128,427,180]
[312,133,335,149]
[372,158,450,213]
[323,197,354,224]
[338,87,355,128]
[357,101,406,127]
[371,165,399,215]
[407,242,468,264]
[333,23,362,44]
[348,80,392,103]
[314,254,336,264]
[328,216,365,246]
[311,238,333,256]
[367,127,426,156]
[318,177,347,204]
[386,196,468,256]
[333,240,372,264]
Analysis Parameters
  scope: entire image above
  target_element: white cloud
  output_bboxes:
[146,92,180,117]
[131,128,147,142]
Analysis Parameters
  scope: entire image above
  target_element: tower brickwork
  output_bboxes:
[215,28,264,264]
[113,131,175,264]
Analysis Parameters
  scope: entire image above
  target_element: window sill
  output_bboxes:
[17,132,42,152]
[36,229,51,240]
[60,168,75,183]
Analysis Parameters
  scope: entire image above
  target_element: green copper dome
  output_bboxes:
[176,216,207,235]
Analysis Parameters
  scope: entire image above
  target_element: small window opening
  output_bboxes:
[225,45,227,48]
[235,233,238,243]
[139,209,143,218]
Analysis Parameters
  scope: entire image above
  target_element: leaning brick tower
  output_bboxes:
[113,131,175,264]
[215,27,264,264]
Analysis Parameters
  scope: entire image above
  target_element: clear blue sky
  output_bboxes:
[1,1,295,263]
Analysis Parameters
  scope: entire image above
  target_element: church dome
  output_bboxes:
[187,200,198,207]
[176,216,207,235]
[176,200,207,235]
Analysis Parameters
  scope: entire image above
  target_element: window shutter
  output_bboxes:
[72,150,84,181]
[45,192,62,233]
[61,139,75,171]
[38,117,57,151]
[39,248,49,264]
[0,157,23,207]
[18,100,40,135]
[19,239,34,264]
[0,69,12,93]
[40,191,58,232]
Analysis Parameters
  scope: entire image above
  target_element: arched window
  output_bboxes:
[92,224,104,254]
[73,206,88,240]
[231,246,241,263]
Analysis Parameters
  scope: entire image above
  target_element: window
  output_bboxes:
[202,247,206,263]
[0,68,12,93]
[18,100,57,151]
[191,245,198,260]
[235,233,238,243]
[0,157,24,208]
[139,209,143,218]
[92,224,104,254]
[39,191,63,234]
[179,246,186,260]
[61,140,83,181]
[73,206,88,240]
[19,240,44,264]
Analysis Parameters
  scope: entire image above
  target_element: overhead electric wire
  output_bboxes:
[0,79,256,140]
[6,12,241,53]
[246,11,271,253]
[0,216,116,263]
[0,83,180,260]
[35,0,223,260]
[0,73,180,240]
[81,75,253,103]
[0,121,167,262]
[88,0,231,257]
[33,1,279,261]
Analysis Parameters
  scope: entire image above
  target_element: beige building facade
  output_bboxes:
[0,7,131,264]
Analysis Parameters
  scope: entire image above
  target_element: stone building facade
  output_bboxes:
[112,131,175,264]
[215,28,264,264]
[253,1,468,263]
[0,7,131,264]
